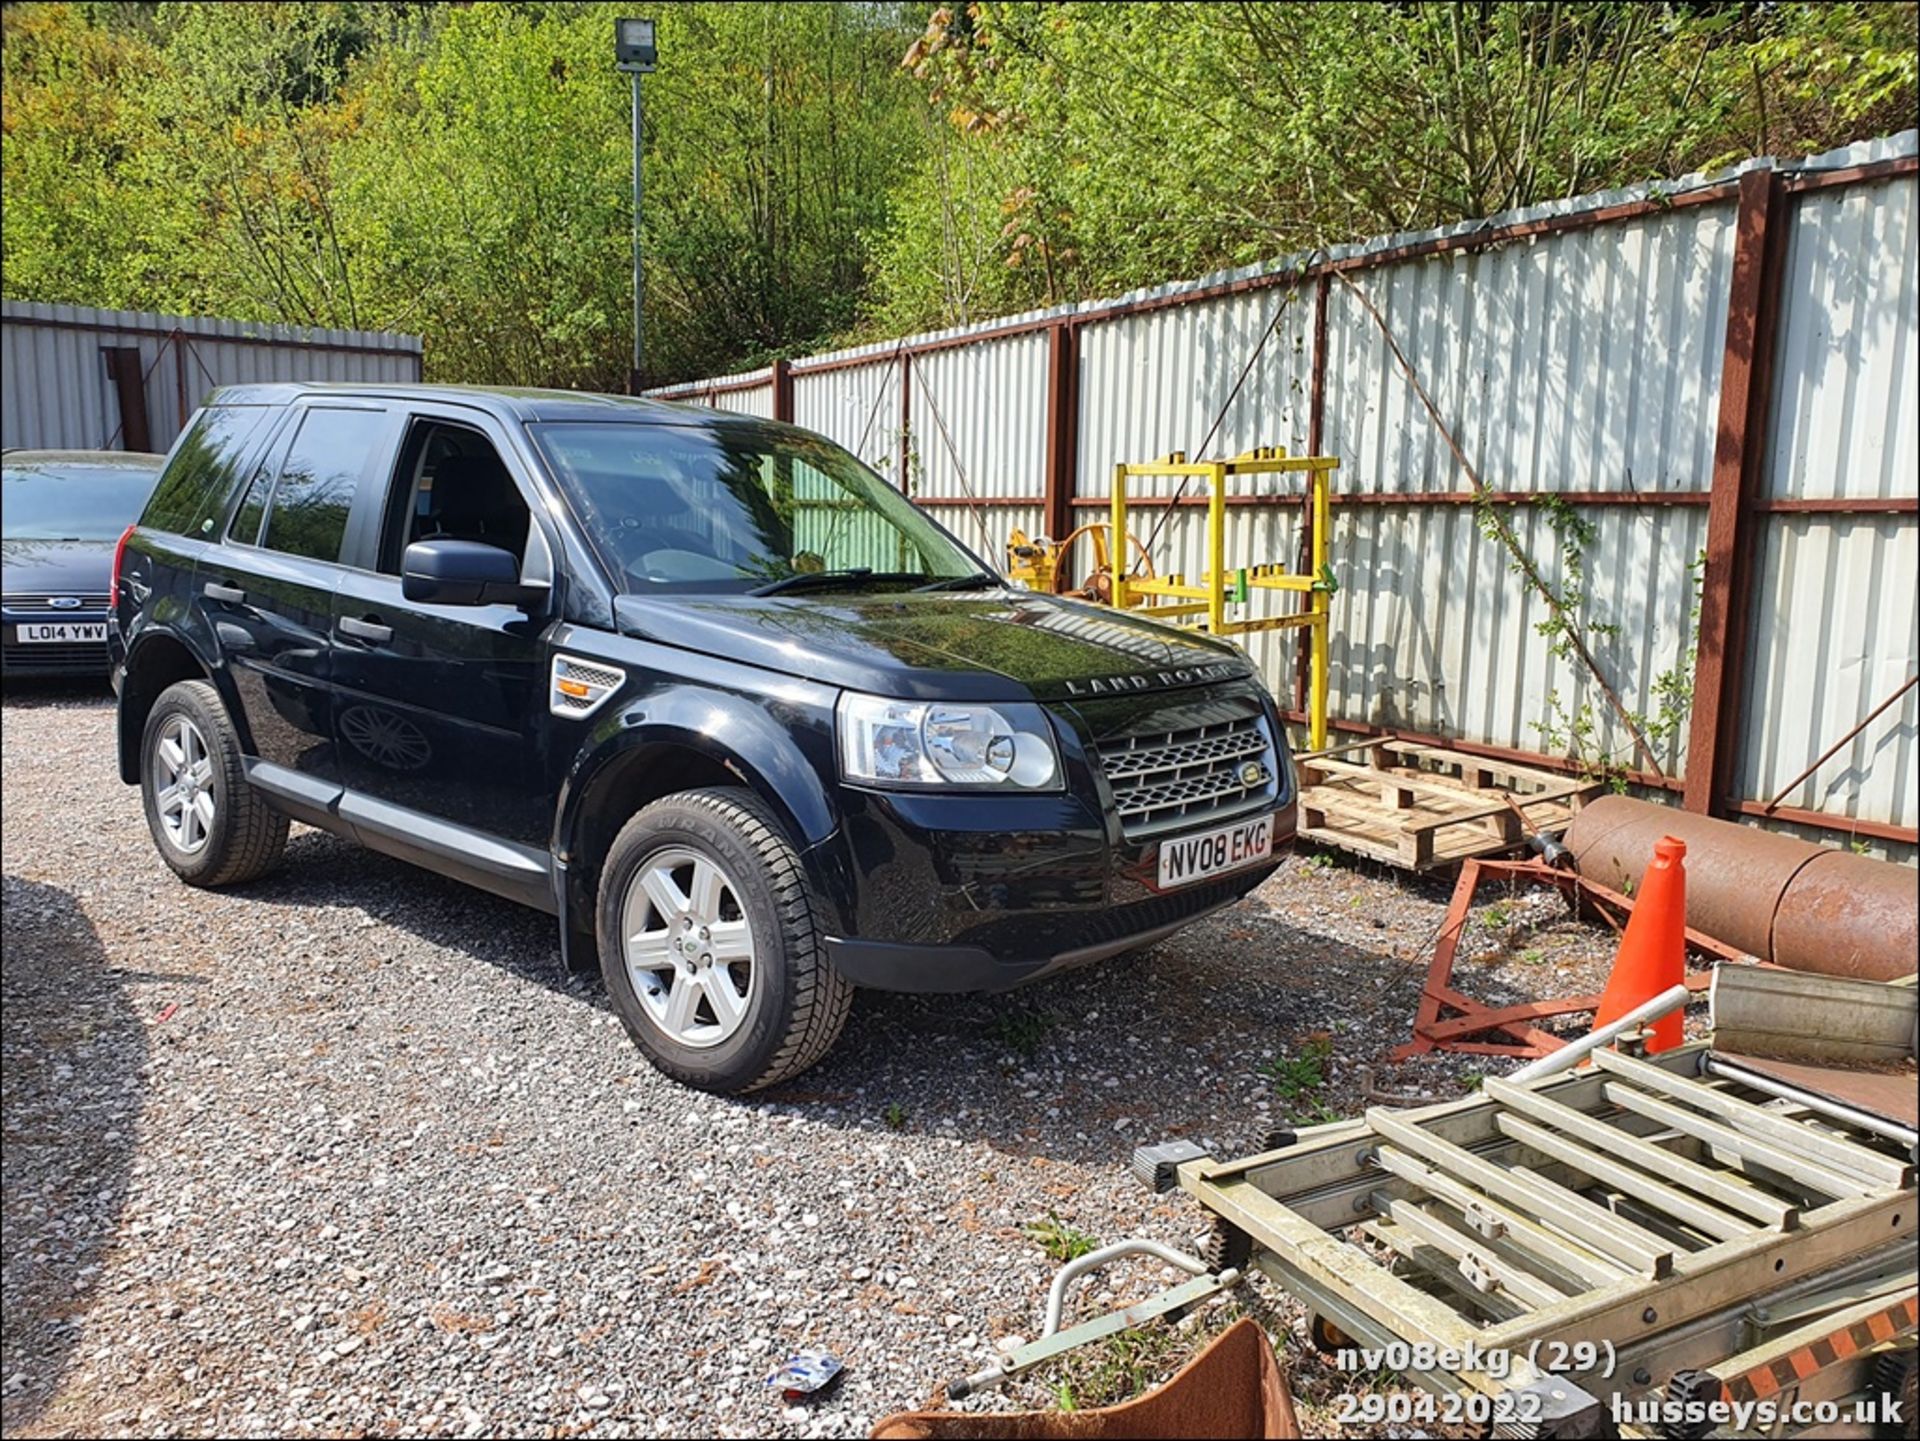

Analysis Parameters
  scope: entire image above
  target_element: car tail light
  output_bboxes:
[110,523,136,600]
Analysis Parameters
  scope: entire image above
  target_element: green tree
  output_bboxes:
[871,2,1918,330]
[0,4,190,309]
[5,2,1914,379]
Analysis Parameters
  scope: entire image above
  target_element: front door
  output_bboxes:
[330,408,556,905]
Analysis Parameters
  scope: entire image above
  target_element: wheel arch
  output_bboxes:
[118,628,230,783]
[553,708,841,961]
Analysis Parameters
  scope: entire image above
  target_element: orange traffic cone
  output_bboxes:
[1590,835,1687,1053]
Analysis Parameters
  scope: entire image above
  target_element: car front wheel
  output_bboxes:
[596,787,852,1094]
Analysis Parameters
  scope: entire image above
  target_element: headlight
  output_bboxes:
[837,692,1061,790]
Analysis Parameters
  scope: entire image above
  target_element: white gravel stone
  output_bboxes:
[2,690,1595,1437]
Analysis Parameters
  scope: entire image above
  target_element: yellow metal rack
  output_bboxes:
[1108,447,1338,751]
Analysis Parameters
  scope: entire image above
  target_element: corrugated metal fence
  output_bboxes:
[1,301,422,455]
[651,133,1919,859]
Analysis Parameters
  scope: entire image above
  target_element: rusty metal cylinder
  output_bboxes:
[1773,850,1920,982]
[1563,795,1917,981]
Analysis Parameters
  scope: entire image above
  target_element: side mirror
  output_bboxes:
[401,539,542,608]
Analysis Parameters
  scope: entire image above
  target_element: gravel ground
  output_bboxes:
[2,685,1686,1439]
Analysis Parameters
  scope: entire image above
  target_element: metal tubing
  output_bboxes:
[1598,1083,1870,1200]
[1484,1076,1799,1230]
[1368,1113,1677,1276]
[1369,1147,1630,1288]
[1507,985,1691,1085]
[1771,850,1920,983]
[630,70,644,384]
[1308,465,1330,752]
[1703,1057,1919,1151]
[1491,1112,1753,1243]
[1564,796,1917,981]
[1378,1198,1568,1309]
[1762,675,1918,812]
[1687,169,1785,816]
[1206,463,1227,635]
[1041,1238,1211,1336]
[1591,1050,1913,1190]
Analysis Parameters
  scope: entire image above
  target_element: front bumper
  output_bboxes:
[810,682,1297,993]
[2,607,113,678]
[823,856,1284,993]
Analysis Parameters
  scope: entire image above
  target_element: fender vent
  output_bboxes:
[550,655,625,718]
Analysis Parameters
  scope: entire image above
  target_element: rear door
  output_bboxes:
[329,405,558,906]
[199,401,397,785]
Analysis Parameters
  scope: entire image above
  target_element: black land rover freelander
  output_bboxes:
[111,385,1296,1092]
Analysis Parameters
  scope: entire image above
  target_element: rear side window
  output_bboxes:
[228,466,271,545]
[140,405,271,536]
[259,408,385,563]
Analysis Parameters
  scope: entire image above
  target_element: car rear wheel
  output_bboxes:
[140,679,288,886]
[596,788,852,1095]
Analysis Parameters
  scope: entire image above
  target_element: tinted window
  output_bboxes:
[141,406,271,536]
[530,422,980,594]
[1,463,163,541]
[229,467,272,546]
[260,408,385,563]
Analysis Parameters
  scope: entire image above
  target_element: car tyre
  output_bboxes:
[140,678,288,886]
[597,787,852,1095]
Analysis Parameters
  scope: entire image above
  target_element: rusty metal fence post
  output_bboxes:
[1042,320,1080,543]
[1685,169,1792,817]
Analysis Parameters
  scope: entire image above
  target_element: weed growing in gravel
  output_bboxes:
[1461,1069,1485,1092]
[1261,1033,1336,1122]
[1047,1323,1200,1409]
[1303,851,1334,873]
[1522,948,1547,965]
[882,1102,907,1130]
[1024,1210,1098,1262]
[988,1008,1058,1057]
[1481,902,1512,930]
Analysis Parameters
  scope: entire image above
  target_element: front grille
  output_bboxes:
[2,594,108,614]
[1096,711,1278,840]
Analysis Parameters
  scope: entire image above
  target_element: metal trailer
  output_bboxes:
[964,1039,1917,1439]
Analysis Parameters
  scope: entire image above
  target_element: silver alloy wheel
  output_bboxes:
[154,713,216,855]
[620,847,757,1049]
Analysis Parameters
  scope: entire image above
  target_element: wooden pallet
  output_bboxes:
[1294,736,1600,870]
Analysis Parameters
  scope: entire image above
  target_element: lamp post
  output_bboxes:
[615,18,657,393]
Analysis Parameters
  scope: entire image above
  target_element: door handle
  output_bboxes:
[338,615,393,644]
[203,581,245,603]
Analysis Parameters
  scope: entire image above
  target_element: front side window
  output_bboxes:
[259,407,386,563]
[378,420,530,573]
[530,421,983,594]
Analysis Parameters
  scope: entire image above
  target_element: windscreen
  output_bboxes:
[530,422,984,594]
[2,464,161,541]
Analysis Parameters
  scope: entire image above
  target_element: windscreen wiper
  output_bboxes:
[914,570,1001,592]
[750,567,930,597]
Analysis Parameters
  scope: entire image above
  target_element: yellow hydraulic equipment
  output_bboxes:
[1006,446,1338,751]
[1006,521,1157,605]
[1112,448,1337,751]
